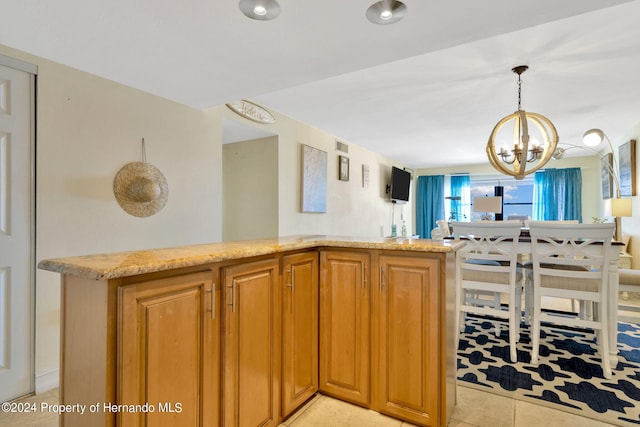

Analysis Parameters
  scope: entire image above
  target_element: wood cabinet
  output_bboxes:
[373,254,442,426]
[281,252,319,418]
[319,250,370,406]
[118,270,219,427]
[51,241,455,427]
[222,258,280,427]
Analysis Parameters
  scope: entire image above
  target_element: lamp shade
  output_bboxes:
[472,196,503,213]
[583,128,604,147]
[611,197,633,217]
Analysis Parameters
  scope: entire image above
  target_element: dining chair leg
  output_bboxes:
[598,301,612,379]
[509,289,518,362]
[531,290,541,365]
[524,269,533,326]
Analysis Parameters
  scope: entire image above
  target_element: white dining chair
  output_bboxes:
[431,219,451,240]
[523,220,580,324]
[528,221,615,379]
[452,221,523,362]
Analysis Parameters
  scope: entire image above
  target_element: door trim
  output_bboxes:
[0,54,38,398]
[0,53,38,75]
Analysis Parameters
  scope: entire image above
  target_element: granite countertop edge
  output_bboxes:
[38,235,464,281]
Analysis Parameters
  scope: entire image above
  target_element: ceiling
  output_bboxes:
[2,0,640,169]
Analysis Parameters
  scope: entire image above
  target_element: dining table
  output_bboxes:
[451,228,623,369]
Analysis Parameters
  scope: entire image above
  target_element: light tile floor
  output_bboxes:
[0,385,618,427]
[2,294,637,426]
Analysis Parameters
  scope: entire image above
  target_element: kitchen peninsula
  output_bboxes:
[39,235,462,427]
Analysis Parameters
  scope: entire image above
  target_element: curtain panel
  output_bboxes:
[416,175,445,238]
[532,168,582,221]
[450,174,470,222]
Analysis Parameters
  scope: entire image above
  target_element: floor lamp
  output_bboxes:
[553,128,633,241]
[584,129,633,242]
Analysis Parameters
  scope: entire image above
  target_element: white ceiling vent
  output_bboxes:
[336,140,349,153]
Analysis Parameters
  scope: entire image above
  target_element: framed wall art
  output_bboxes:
[362,164,369,188]
[618,139,636,196]
[601,152,613,199]
[339,155,349,181]
[301,144,327,213]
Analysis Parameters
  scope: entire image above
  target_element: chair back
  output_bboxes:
[452,221,522,282]
[431,219,451,240]
[528,221,614,291]
[436,220,451,237]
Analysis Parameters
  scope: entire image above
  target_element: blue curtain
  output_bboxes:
[416,175,444,238]
[532,168,582,222]
[450,175,470,222]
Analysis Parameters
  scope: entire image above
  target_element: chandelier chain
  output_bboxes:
[517,73,522,111]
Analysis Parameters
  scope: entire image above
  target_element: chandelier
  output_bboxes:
[486,65,559,180]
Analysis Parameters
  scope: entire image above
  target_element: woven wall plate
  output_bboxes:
[226,100,276,124]
[113,161,168,217]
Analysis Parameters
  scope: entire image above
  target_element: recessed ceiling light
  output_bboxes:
[366,0,407,25]
[239,0,281,21]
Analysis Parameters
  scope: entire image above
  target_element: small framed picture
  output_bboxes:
[339,155,349,181]
[601,153,613,199]
[619,139,637,196]
[362,164,369,188]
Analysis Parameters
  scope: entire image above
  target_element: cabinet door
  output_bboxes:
[118,270,219,427]
[282,252,319,417]
[319,251,370,406]
[374,255,441,426]
[223,258,280,427]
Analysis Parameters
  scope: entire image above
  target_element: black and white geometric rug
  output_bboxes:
[457,315,640,426]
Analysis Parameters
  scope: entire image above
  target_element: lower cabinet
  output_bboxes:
[373,254,442,426]
[62,248,449,427]
[118,270,219,427]
[281,252,319,417]
[319,250,445,426]
[319,250,371,406]
[222,257,280,427]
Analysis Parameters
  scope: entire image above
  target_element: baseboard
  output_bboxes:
[35,368,59,393]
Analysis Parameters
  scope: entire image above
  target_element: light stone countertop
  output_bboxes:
[38,235,464,280]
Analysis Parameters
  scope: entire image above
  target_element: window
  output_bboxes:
[469,176,534,222]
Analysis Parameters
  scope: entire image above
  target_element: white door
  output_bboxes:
[0,60,35,402]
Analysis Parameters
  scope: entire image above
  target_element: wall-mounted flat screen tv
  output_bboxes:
[390,166,411,203]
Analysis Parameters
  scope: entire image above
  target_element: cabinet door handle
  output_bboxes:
[232,279,237,313]
[227,279,237,313]
[211,283,216,319]
[206,284,216,320]
[379,266,384,292]
[288,268,295,293]
[362,264,366,289]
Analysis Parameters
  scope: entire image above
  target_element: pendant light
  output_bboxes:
[486,65,559,180]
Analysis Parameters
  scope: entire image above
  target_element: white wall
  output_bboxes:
[217,106,413,238]
[0,44,223,387]
[223,137,279,240]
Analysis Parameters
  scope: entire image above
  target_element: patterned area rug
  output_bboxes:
[457,315,640,426]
